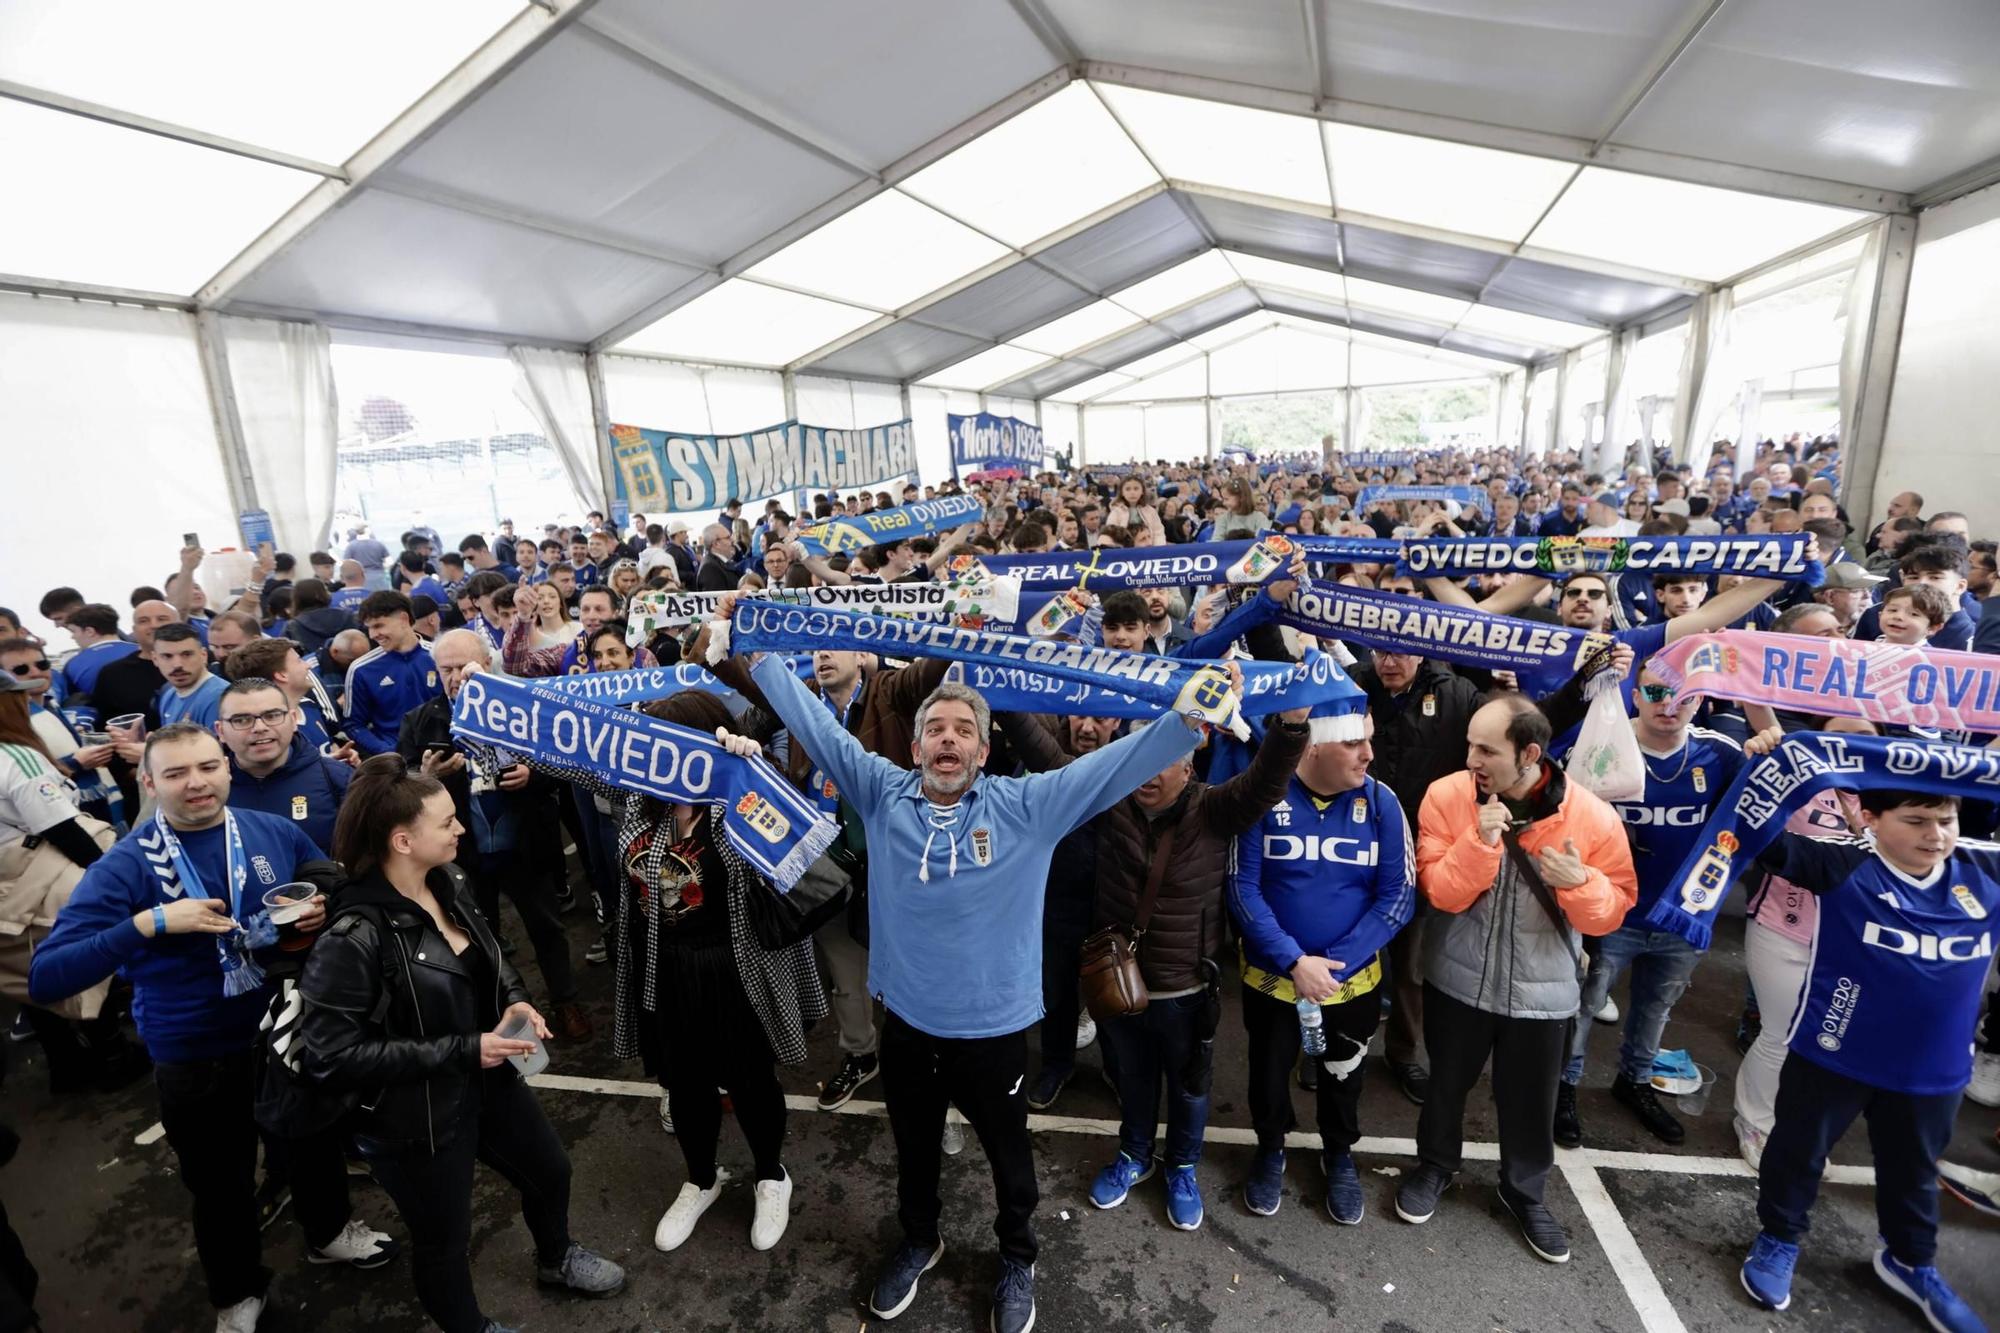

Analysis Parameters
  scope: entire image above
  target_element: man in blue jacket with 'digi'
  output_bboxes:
[741,633,1215,1333]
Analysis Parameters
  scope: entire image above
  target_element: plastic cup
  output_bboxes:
[261,882,321,950]
[497,1011,550,1077]
[106,713,147,738]
[1674,1063,1717,1116]
[81,731,112,747]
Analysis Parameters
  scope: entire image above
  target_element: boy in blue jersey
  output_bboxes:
[1230,713,1415,1225]
[28,724,394,1329]
[344,591,440,755]
[57,603,139,707]
[1554,670,1776,1147]
[1738,789,2000,1332]
[742,645,1209,1333]
[153,623,228,729]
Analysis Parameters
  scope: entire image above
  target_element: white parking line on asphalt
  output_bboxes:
[1562,1160,1689,1333]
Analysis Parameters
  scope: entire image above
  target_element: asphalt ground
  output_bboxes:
[9,907,1997,1332]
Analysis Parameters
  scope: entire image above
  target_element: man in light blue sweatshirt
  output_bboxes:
[745,650,1203,1333]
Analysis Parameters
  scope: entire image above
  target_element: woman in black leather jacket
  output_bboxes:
[297,754,624,1333]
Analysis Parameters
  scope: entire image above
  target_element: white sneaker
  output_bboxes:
[1075,1013,1098,1051]
[1594,996,1620,1024]
[306,1218,399,1268]
[215,1294,263,1333]
[1734,1115,1767,1172]
[654,1168,731,1252]
[750,1169,792,1250]
[941,1118,965,1157]
[659,1092,675,1135]
[1967,1051,2000,1108]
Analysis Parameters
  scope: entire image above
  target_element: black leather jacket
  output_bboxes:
[296,864,531,1153]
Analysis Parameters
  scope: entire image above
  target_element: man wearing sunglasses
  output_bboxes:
[213,678,350,850]
[0,637,121,828]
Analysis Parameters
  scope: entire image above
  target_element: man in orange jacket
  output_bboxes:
[1393,693,1636,1264]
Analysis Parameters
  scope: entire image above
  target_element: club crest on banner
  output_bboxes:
[1535,536,1630,575]
[734,792,792,843]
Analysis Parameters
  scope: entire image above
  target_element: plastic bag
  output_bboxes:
[1569,667,1645,802]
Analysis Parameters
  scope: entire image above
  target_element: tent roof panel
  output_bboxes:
[613,278,877,365]
[1478,254,1683,327]
[1050,369,1140,402]
[584,0,1055,170]
[0,0,523,163]
[912,265,1096,345]
[1038,0,1314,93]
[743,190,1010,311]
[1184,191,1344,263]
[1338,222,1505,301]
[1225,251,1346,301]
[1096,84,1332,209]
[1074,322,1181,370]
[990,357,1116,400]
[1010,297,1144,358]
[387,30,862,266]
[1150,286,1260,338]
[1093,356,1211,403]
[1341,274,1472,325]
[1443,329,1553,365]
[1318,0,1693,139]
[807,321,985,382]
[1526,166,1868,283]
[1031,189,1208,293]
[1452,302,1604,352]
[1612,0,2000,193]
[917,342,1052,391]
[1323,122,1576,244]
[899,84,1160,248]
[0,99,319,296]
[1107,250,1240,317]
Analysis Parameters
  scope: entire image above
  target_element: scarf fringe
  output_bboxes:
[767,814,839,895]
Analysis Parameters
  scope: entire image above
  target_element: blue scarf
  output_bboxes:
[450,670,837,891]
[796,494,983,556]
[1355,485,1482,510]
[1647,732,2000,948]
[1276,579,1610,696]
[149,809,275,997]
[1397,533,1821,584]
[720,602,1248,736]
[974,535,1393,593]
[942,648,1364,734]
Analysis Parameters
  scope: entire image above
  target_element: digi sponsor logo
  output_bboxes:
[1262,835,1378,867]
[1861,922,1993,961]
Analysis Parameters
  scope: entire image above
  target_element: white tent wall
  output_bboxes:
[1874,183,2000,538]
[1039,401,1079,463]
[220,314,339,557]
[0,295,239,641]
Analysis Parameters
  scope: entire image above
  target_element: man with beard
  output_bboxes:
[153,623,228,729]
[741,639,1213,1333]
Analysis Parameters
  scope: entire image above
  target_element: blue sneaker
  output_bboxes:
[1325,1152,1364,1226]
[1243,1148,1284,1217]
[990,1257,1035,1333]
[1739,1232,1798,1312]
[1089,1151,1155,1209]
[870,1238,944,1320]
[1164,1164,1203,1231]
[1873,1245,1984,1333]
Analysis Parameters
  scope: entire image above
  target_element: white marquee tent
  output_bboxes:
[8,0,2000,619]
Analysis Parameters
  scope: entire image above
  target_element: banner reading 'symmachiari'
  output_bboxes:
[948,412,1044,475]
[608,419,917,511]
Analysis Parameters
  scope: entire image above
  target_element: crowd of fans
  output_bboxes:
[0,430,1996,1333]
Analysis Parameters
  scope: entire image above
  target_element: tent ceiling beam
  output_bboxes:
[221,301,587,354]
[197,0,608,308]
[587,65,1076,351]
[0,77,348,180]
[1911,152,2000,211]
[1584,0,1730,156]
[0,273,195,311]
[1004,0,1081,64]
[366,178,721,271]
[1080,63,1911,214]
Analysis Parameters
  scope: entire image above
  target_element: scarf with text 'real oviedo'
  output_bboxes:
[715,602,1250,737]
[795,494,984,556]
[1650,630,2000,734]
[1646,731,2000,948]
[450,669,836,891]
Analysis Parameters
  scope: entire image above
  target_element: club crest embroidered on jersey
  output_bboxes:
[1953,884,1987,919]
[290,795,308,821]
[970,827,993,867]
[251,855,277,886]
[426,671,438,687]
[1691,766,1706,793]
[1351,797,1367,824]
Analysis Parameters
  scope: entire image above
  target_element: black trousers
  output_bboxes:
[470,851,576,1004]
[1243,984,1381,1154]
[1757,1054,1961,1265]
[1382,905,1427,1068]
[364,1070,573,1333]
[1415,984,1567,1206]
[1037,879,1093,1078]
[881,1010,1038,1265]
[657,940,787,1189]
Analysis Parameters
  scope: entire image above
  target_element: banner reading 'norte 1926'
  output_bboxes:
[609,419,917,511]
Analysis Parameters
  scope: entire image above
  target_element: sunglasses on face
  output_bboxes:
[1637,684,1675,703]
[6,660,50,676]
[1562,587,1608,601]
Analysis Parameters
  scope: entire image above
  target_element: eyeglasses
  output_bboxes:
[1562,587,1608,601]
[220,708,290,731]
[1637,684,1675,703]
[5,660,50,676]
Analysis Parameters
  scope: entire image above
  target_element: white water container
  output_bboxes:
[199,547,256,609]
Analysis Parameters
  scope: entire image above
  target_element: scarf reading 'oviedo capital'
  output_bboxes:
[1397,533,1821,584]
[1651,630,2000,734]
[718,602,1249,737]
[451,670,836,890]
[1648,732,2000,948]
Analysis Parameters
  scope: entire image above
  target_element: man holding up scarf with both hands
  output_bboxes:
[717,599,1222,1333]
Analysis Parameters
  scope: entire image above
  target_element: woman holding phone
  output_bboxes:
[297,755,624,1333]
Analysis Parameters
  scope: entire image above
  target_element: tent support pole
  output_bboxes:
[1845,213,1919,528]
[194,311,259,539]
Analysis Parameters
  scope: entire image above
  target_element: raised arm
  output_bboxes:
[1200,717,1309,835]
[748,651,896,811]
[1021,712,1199,835]
[1663,577,1784,644]
[501,610,569,677]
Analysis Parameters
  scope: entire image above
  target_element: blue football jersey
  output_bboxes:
[1761,832,2000,1095]
[1604,726,1747,924]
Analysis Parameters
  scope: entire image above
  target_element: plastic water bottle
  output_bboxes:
[1296,997,1326,1056]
